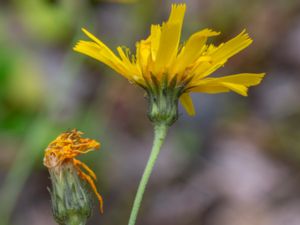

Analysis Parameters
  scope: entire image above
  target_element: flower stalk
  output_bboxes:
[128,123,168,225]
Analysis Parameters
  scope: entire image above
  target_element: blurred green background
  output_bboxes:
[1,0,300,224]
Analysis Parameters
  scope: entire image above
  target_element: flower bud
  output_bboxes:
[49,161,92,225]
[44,129,103,225]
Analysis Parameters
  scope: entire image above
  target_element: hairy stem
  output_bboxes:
[128,123,168,225]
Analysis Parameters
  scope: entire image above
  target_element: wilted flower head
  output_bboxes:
[74,3,265,125]
[44,129,103,222]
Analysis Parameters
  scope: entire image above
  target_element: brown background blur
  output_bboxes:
[1,0,300,224]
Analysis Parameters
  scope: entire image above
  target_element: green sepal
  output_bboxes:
[146,74,184,126]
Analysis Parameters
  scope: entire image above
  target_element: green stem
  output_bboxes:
[128,123,168,225]
[64,216,86,225]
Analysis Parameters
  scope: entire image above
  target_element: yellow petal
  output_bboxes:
[210,30,252,62]
[213,73,265,86]
[191,85,230,94]
[179,93,196,116]
[191,73,265,96]
[81,28,105,46]
[116,46,144,83]
[74,28,143,82]
[150,25,161,61]
[172,29,220,75]
[154,4,186,75]
[74,40,129,78]
[74,29,128,76]
[168,4,186,25]
[192,30,253,80]
[117,47,138,72]
[136,37,151,74]
[220,82,248,96]
[192,82,248,95]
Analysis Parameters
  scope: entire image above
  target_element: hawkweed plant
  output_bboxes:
[44,129,103,225]
[74,3,265,225]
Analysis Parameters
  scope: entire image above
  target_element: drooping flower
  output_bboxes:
[74,3,265,125]
[44,129,103,216]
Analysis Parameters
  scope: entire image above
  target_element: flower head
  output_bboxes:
[44,129,103,214]
[74,3,265,125]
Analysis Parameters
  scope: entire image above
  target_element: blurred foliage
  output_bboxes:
[14,0,76,43]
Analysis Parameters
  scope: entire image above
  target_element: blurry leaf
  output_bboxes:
[6,56,44,110]
[0,46,15,97]
[14,0,77,43]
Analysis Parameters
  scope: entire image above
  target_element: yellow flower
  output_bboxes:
[44,129,103,213]
[74,3,265,123]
